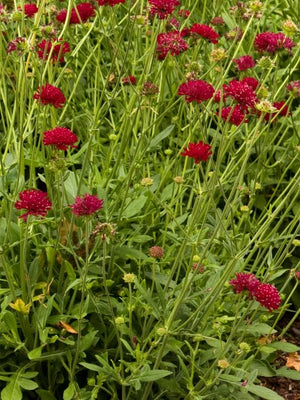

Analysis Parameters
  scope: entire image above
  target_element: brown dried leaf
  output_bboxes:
[59,321,78,335]
[286,353,300,371]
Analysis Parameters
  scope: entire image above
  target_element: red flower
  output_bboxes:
[233,55,255,71]
[254,32,295,54]
[210,16,225,26]
[122,75,136,85]
[37,39,70,63]
[229,272,260,295]
[287,81,300,99]
[178,80,214,103]
[156,31,189,60]
[178,9,190,18]
[223,79,257,111]
[70,194,104,216]
[56,3,95,24]
[190,23,219,44]
[149,0,180,19]
[7,37,26,54]
[149,246,164,259]
[263,101,290,122]
[43,127,78,150]
[96,0,125,6]
[254,283,281,312]
[33,84,66,108]
[24,3,38,17]
[241,77,259,91]
[219,105,248,126]
[181,141,212,164]
[15,189,52,221]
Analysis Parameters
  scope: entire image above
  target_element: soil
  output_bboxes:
[260,313,300,400]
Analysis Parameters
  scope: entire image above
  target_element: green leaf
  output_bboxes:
[1,381,22,400]
[80,362,102,372]
[36,389,57,400]
[149,125,174,150]
[247,384,284,400]
[19,378,38,390]
[267,341,300,352]
[139,369,172,382]
[122,196,147,219]
[28,346,43,360]
[248,360,275,377]
[63,382,75,400]
[114,246,148,261]
[80,331,98,352]
[160,183,175,202]
[130,235,153,243]
[245,323,277,336]
[276,367,300,380]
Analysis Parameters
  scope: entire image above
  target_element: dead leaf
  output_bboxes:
[286,352,300,371]
[59,321,78,335]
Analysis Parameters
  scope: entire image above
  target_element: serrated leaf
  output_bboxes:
[122,196,147,219]
[1,381,22,400]
[149,125,174,150]
[247,383,284,400]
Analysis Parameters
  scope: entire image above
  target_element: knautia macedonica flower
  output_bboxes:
[219,105,248,126]
[33,84,66,108]
[43,127,78,150]
[286,81,300,98]
[190,23,219,44]
[96,0,125,6]
[156,31,189,59]
[122,75,136,85]
[37,39,70,63]
[15,189,52,221]
[69,194,104,216]
[178,80,215,103]
[233,55,256,71]
[149,246,164,259]
[7,37,27,54]
[56,3,95,24]
[24,3,38,17]
[254,32,295,53]
[148,0,180,19]
[254,283,281,312]
[229,272,260,295]
[181,141,212,164]
[223,79,258,111]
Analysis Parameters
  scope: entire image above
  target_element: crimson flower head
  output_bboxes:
[223,79,258,111]
[229,272,260,296]
[233,55,255,71]
[149,246,164,259]
[254,283,281,312]
[263,101,290,122]
[24,3,38,17]
[178,80,215,103]
[123,75,136,85]
[15,189,52,221]
[33,84,66,108]
[219,105,248,126]
[254,32,295,54]
[190,23,219,44]
[181,141,212,164]
[149,0,180,19]
[37,39,70,63]
[43,127,78,150]
[56,3,95,24]
[96,0,125,5]
[156,31,189,59]
[70,194,104,216]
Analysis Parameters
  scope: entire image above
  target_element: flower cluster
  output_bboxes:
[15,189,52,221]
[178,80,215,103]
[156,31,189,59]
[148,0,180,19]
[149,246,164,259]
[233,55,256,71]
[230,272,281,312]
[70,194,104,216]
[219,105,248,126]
[43,127,78,150]
[181,141,212,164]
[33,84,66,108]
[254,32,295,54]
[190,23,219,44]
[24,3,38,17]
[122,75,136,85]
[38,39,70,63]
[56,3,95,24]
